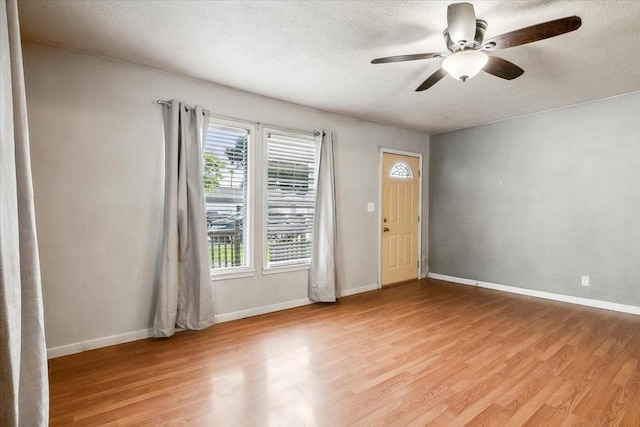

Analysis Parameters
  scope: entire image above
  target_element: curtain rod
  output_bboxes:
[206,112,320,138]
[158,100,324,137]
[257,122,320,138]
[157,99,210,115]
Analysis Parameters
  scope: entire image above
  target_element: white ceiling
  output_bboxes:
[17,0,640,134]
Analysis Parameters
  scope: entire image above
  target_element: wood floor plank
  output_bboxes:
[48,278,640,425]
[522,404,568,426]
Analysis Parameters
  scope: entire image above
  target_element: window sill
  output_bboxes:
[211,268,256,281]
[262,264,310,275]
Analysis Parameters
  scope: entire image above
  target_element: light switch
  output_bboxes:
[367,202,375,212]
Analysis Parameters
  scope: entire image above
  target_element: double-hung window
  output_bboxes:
[203,118,253,274]
[264,128,318,269]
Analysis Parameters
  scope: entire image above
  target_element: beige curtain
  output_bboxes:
[153,100,215,337]
[0,0,49,425]
[309,131,338,302]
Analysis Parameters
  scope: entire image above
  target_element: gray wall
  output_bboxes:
[23,41,429,350]
[429,91,640,306]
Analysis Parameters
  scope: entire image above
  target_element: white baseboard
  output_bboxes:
[427,273,640,316]
[214,297,311,323]
[47,298,314,358]
[340,283,379,297]
[47,298,313,358]
[215,284,382,322]
[47,328,153,359]
[47,342,83,359]
[46,285,381,359]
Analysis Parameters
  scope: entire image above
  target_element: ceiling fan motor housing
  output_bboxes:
[473,20,487,48]
[444,19,487,52]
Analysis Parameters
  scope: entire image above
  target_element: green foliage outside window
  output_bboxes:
[203,152,224,193]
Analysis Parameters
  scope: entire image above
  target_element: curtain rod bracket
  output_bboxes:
[157,99,209,115]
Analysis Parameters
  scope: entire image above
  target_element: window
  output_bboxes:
[390,162,412,178]
[204,119,253,273]
[264,129,317,268]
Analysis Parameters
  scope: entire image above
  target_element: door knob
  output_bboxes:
[383,227,389,232]
[383,218,388,223]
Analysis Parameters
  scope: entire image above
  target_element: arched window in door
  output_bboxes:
[390,162,412,178]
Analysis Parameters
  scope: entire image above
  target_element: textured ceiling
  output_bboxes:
[17,0,640,134]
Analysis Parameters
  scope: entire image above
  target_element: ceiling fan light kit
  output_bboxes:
[442,50,488,82]
[371,2,582,92]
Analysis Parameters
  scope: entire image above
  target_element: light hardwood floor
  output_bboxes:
[49,279,640,426]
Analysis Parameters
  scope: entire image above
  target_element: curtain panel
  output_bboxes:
[309,131,338,302]
[0,0,49,425]
[153,100,215,337]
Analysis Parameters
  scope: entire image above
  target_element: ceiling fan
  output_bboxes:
[371,2,582,91]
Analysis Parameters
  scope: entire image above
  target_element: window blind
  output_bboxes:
[204,123,250,269]
[265,132,317,266]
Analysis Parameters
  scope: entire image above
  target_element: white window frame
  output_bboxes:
[262,126,317,273]
[206,117,256,279]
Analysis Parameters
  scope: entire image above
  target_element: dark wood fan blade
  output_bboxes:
[416,68,447,92]
[482,16,582,50]
[371,52,445,64]
[483,56,524,80]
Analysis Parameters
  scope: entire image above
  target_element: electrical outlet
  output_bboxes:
[581,275,590,287]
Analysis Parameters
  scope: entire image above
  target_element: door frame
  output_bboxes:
[377,148,423,289]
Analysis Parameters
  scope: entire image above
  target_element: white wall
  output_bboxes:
[22,41,430,352]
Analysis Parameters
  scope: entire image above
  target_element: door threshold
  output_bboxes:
[382,278,419,288]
